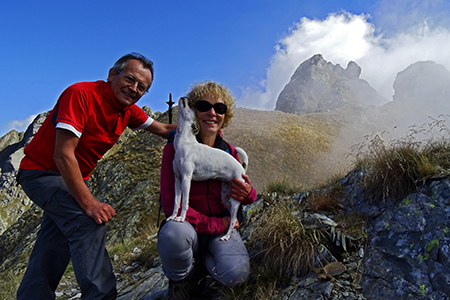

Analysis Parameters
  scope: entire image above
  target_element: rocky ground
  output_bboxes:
[52,168,450,300]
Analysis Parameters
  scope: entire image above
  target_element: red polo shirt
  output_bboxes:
[20,80,152,179]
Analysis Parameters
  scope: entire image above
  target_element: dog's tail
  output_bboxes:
[235,147,248,173]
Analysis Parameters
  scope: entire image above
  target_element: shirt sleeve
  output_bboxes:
[127,105,154,130]
[54,83,91,134]
[55,122,82,138]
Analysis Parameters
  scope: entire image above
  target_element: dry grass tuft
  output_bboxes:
[335,212,367,239]
[351,116,450,202]
[249,200,328,277]
[306,191,342,214]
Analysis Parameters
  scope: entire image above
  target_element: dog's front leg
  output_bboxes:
[167,174,183,221]
[220,198,240,241]
[175,174,192,222]
[219,181,241,241]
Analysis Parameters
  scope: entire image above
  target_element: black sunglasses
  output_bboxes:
[195,100,227,115]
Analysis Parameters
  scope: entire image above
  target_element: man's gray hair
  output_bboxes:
[112,53,154,86]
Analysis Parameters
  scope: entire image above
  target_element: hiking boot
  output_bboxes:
[166,260,206,299]
[166,277,190,300]
[196,275,226,300]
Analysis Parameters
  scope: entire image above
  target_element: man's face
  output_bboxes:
[108,59,153,106]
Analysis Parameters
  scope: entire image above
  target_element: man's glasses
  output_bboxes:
[195,100,227,115]
[117,71,148,94]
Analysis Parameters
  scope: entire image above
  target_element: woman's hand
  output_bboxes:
[223,217,239,229]
[231,174,252,202]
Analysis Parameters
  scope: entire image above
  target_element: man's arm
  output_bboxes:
[144,121,177,138]
[53,128,116,224]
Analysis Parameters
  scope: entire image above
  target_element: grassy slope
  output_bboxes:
[225,106,368,191]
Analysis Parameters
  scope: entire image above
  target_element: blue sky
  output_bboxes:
[1,0,450,137]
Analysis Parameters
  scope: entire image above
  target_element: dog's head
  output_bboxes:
[178,97,198,134]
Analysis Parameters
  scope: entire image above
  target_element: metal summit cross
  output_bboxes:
[166,93,175,124]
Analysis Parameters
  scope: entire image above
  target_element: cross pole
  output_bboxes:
[166,93,175,124]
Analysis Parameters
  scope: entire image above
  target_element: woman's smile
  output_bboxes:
[195,94,225,146]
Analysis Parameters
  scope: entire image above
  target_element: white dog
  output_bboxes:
[167,97,248,241]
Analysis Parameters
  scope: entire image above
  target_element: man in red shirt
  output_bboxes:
[17,53,176,300]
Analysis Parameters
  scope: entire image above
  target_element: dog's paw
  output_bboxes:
[220,234,231,241]
[174,216,186,222]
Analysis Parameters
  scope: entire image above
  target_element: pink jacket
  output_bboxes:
[160,137,257,235]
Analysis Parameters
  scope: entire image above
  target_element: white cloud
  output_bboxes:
[359,22,450,101]
[238,8,450,111]
[6,115,36,133]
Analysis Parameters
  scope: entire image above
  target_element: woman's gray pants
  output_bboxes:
[157,220,250,287]
[16,170,116,300]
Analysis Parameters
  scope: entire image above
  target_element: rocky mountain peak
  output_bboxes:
[0,112,49,235]
[275,54,386,115]
[393,60,450,104]
[391,61,450,123]
[375,60,450,132]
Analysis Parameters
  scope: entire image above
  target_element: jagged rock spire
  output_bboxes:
[275,54,386,114]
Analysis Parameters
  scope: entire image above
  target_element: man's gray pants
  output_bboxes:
[16,170,116,300]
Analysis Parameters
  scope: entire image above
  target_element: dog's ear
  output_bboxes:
[191,122,199,135]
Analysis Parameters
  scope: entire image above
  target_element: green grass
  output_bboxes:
[219,264,289,300]
[0,271,23,300]
[264,180,303,195]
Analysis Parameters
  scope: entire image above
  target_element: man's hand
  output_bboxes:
[230,174,252,202]
[84,200,117,224]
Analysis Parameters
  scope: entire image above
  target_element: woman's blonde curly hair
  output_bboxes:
[186,81,235,129]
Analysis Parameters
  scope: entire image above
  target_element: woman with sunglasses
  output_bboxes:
[157,81,257,299]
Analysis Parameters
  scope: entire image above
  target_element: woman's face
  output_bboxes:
[195,94,226,136]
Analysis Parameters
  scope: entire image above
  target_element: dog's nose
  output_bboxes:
[180,97,188,107]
